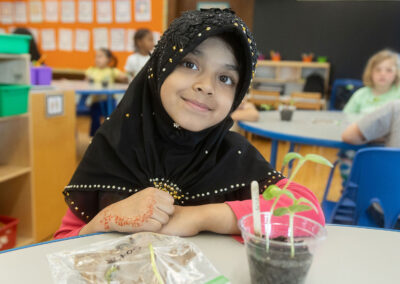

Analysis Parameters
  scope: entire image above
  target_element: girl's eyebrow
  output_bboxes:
[225,64,238,71]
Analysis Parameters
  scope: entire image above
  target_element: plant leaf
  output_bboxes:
[289,204,313,213]
[274,207,289,216]
[304,154,333,167]
[296,197,319,213]
[280,189,296,200]
[282,152,303,167]
[262,185,281,200]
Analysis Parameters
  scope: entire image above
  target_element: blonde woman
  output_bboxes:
[343,49,400,114]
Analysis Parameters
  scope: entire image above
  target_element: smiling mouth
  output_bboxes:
[181,97,212,112]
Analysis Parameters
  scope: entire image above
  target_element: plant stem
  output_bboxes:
[282,159,305,192]
[149,243,164,284]
[289,212,295,258]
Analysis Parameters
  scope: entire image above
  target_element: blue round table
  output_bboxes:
[238,110,365,167]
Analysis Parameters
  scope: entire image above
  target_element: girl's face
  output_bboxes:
[137,33,154,54]
[372,58,397,89]
[95,50,110,68]
[160,37,239,132]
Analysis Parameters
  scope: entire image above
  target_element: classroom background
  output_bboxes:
[0,0,400,258]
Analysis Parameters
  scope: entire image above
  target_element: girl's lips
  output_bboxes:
[182,98,211,112]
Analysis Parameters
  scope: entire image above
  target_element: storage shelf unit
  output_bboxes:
[0,52,33,248]
[0,53,31,85]
[253,60,330,97]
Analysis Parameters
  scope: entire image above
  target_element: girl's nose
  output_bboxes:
[194,77,214,96]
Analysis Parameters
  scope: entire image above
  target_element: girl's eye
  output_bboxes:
[219,75,234,86]
[182,61,198,70]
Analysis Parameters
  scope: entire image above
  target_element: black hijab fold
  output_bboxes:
[64,9,283,222]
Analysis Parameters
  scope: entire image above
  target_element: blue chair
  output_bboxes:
[322,147,400,229]
[76,94,90,115]
[329,79,363,110]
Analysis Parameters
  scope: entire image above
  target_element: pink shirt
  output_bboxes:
[54,179,324,239]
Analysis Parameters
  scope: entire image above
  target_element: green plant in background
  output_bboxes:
[262,152,333,256]
[260,104,275,111]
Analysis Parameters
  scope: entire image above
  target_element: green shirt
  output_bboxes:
[343,85,400,114]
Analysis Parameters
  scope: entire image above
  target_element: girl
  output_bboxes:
[343,49,400,114]
[85,48,128,136]
[124,28,154,78]
[55,9,324,239]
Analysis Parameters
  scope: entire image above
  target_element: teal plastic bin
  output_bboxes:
[0,85,30,117]
[0,34,31,54]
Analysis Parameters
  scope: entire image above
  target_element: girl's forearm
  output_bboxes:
[199,203,240,234]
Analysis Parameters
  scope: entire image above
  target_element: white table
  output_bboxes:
[1,225,399,283]
[239,110,365,167]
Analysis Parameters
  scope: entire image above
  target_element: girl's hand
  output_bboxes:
[80,187,175,235]
[159,206,204,237]
[159,203,240,237]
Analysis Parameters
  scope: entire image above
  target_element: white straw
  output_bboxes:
[251,180,261,237]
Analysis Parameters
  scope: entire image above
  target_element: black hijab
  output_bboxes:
[64,9,283,222]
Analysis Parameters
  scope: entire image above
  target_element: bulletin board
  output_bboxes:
[0,0,166,70]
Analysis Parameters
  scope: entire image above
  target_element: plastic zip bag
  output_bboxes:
[47,232,230,284]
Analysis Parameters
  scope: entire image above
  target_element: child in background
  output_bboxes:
[85,48,128,136]
[124,28,154,78]
[342,100,400,148]
[343,49,400,114]
[230,97,259,132]
[55,9,324,239]
[13,27,41,62]
[341,50,400,183]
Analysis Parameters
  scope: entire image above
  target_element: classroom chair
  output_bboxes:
[248,89,280,108]
[329,79,363,110]
[321,147,400,229]
[290,92,324,110]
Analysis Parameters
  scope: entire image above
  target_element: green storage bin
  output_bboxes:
[0,85,30,117]
[0,34,31,54]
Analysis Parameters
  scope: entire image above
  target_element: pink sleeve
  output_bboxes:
[226,178,325,226]
[53,208,86,239]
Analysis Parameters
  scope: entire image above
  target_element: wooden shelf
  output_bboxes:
[0,165,31,183]
[257,60,330,68]
[253,77,304,84]
[16,236,34,248]
[0,114,29,123]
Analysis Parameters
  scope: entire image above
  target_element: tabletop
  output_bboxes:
[51,79,129,95]
[239,110,363,149]
[1,225,399,284]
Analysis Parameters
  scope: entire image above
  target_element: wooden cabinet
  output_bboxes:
[0,88,77,246]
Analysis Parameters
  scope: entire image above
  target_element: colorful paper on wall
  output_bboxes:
[126,29,136,52]
[59,28,73,51]
[45,1,59,23]
[29,28,39,42]
[75,29,90,51]
[1,2,13,24]
[115,0,131,23]
[96,0,112,23]
[29,1,43,23]
[61,0,76,23]
[135,0,151,22]
[93,28,108,49]
[15,1,27,23]
[41,29,56,51]
[78,0,93,23]
[111,28,125,51]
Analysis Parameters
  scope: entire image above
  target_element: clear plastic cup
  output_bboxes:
[238,212,327,284]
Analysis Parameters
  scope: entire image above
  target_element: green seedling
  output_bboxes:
[262,152,333,256]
